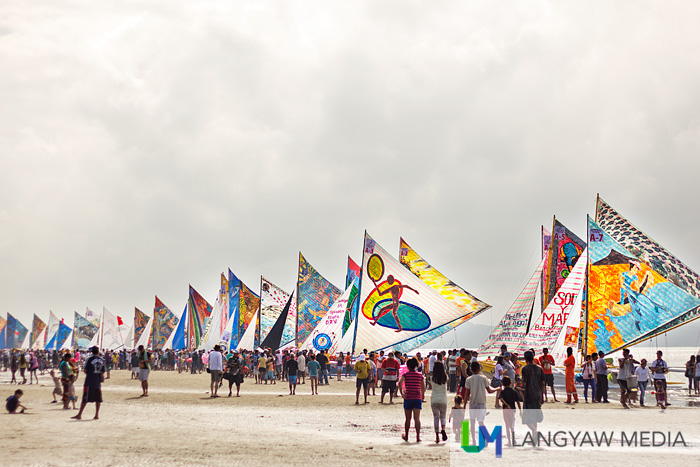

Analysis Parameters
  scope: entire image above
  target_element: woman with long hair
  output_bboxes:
[430,360,448,443]
[398,357,425,442]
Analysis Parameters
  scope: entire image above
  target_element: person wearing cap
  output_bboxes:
[71,346,104,420]
[354,354,371,404]
[208,345,223,397]
[225,350,243,397]
[650,350,670,405]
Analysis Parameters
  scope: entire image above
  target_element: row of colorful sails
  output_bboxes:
[2,196,698,360]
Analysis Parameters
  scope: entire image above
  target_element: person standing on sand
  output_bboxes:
[564,347,579,404]
[354,354,371,404]
[308,354,320,395]
[519,350,545,440]
[225,351,243,397]
[617,348,637,409]
[581,354,596,403]
[72,346,104,420]
[635,359,650,407]
[430,361,448,444]
[650,350,669,404]
[208,345,223,398]
[464,361,497,446]
[317,350,329,385]
[380,352,399,404]
[595,350,609,403]
[538,348,557,402]
[296,352,306,385]
[398,357,425,442]
[285,354,299,395]
[10,355,18,384]
[138,345,151,397]
[59,353,73,410]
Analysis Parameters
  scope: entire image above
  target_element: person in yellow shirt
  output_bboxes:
[258,355,267,385]
[354,354,371,405]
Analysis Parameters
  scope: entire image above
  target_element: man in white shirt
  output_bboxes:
[635,359,651,407]
[427,351,437,389]
[208,345,223,398]
[650,350,670,404]
[296,352,306,385]
[464,361,497,446]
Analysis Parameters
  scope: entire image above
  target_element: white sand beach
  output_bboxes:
[1,370,699,467]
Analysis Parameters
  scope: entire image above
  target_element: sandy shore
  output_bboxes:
[1,370,699,466]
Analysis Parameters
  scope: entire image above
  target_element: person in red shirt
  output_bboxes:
[380,353,400,404]
[538,348,558,402]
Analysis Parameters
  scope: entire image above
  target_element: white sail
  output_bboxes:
[236,311,257,351]
[136,316,153,349]
[513,248,588,364]
[479,258,546,356]
[354,233,473,352]
[102,307,128,350]
[45,311,59,349]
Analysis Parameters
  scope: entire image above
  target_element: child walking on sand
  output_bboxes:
[498,376,522,447]
[655,380,667,409]
[449,395,465,442]
[50,370,62,403]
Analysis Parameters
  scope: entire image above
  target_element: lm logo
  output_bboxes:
[461,421,502,458]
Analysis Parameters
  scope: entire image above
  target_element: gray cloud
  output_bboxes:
[2,1,700,345]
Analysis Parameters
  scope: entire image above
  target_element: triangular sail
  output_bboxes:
[72,311,98,350]
[514,249,589,365]
[0,320,6,349]
[237,309,257,350]
[151,297,179,350]
[296,253,341,345]
[30,314,47,349]
[201,276,228,351]
[85,307,100,328]
[354,233,479,352]
[45,311,59,350]
[134,308,149,347]
[0,316,6,349]
[102,308,128,350]
[6,314,28,349]
[395,237,492,352]
[544,218,586,307]
[169,305,188,351]
[300,281,354,354]
[237,280,260,348]
[136,315,153,349]
[596,197,700,337]
[54,320,71,350]
[586,216,700,354]
[259,277,296,345]
[188,285,212,350]
[479,257,546,356]
[224,269,241,348]
[343,256,361,336]
[260,292,294,351]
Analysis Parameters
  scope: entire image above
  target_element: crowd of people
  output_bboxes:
[3,344,696,446]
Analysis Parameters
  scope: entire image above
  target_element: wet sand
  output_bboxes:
[1,370,699,466]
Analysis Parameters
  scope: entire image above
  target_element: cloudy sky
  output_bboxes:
[2,1,700,347]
